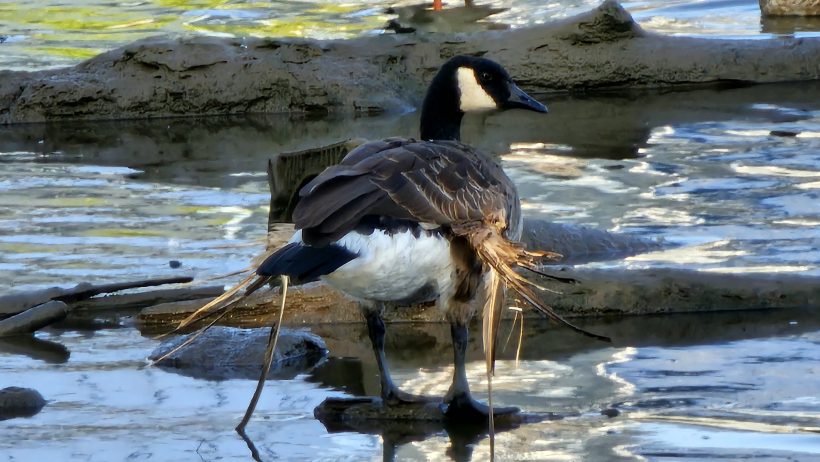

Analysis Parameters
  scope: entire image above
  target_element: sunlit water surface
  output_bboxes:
[0,77,818,461]
[0,312,817,461]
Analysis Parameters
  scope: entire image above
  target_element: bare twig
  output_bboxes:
[71,286,224,311]
[236,275,289,434]
[54,276,194,303]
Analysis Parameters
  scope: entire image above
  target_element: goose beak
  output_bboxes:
[504,82,548,113]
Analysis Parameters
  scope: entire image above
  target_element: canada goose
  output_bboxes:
[250,55,607,419]
[165,56,607,424]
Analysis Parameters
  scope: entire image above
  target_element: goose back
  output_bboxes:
[292,137,522,247]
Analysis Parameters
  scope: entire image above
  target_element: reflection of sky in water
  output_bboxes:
[0,329,379,461]
[507,107,820,276]
[606,331,820,460]
[1,104,818,290]
[1,309,817,460]
[0,162,269,292]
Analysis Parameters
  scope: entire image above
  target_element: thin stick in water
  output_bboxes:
[236,275,289,434]
[502,306,522,354]
[515,308,524,365]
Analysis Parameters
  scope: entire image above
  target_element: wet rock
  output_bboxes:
[314,396,563,444]
[770,129,799,137]
[2,1,820,124]
[601,407,620,418]
[149,326,328,381]
[0,386,46,421]
[521,219,663,265]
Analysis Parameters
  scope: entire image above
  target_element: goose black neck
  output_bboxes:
[419,69,464,141]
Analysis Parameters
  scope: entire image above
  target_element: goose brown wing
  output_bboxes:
[292,138,517,247]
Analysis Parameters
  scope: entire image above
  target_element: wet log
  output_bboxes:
[0,301,68,337]
[2,0,820,124]
[0,276,194,317]
[530,268,820,317]
[136,266,820,332]
[0,276,204,335]
[69,285,225,311]
[138,283,363,332]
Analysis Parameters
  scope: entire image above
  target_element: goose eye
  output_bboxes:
[480,72,492,82]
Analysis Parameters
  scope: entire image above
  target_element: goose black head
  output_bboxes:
[420,55,548,141]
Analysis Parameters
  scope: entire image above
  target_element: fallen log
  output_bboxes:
[69,285,225,311]
[2,0,819,124]
[0,276,201,335]
[136,267,820,331]
[0,276,194,317]
[0,301,68,337]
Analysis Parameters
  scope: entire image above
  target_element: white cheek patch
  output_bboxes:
[457,67,497,112]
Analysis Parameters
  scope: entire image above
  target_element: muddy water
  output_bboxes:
[0,83,819,460]
[3,0,820,71]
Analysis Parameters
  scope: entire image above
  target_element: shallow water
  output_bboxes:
[2,0,820,71]
[0,81,818,461]
[1,310,817,461]
[1,82,818,293]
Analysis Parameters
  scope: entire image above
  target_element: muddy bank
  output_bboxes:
[2,0,820,124]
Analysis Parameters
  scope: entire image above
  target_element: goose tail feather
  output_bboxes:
[456,221,610,371]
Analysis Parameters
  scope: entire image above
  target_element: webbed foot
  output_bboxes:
[441,393,519,421]
[383,387,441,406]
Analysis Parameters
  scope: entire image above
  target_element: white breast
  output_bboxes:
[318,229,455,306]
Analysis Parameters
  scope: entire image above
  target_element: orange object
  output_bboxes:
[433,0,443,10]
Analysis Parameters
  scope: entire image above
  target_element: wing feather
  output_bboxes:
[292,138,519,246]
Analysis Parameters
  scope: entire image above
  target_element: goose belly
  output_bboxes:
[320,229,454,303]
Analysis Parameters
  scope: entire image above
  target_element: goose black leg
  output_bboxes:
[442,320,519,420]
[364,304,436,406]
